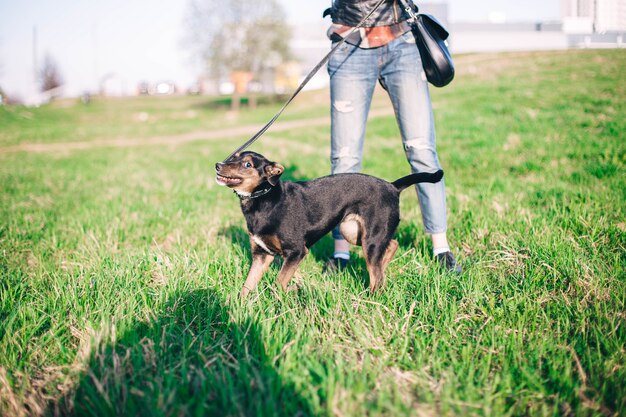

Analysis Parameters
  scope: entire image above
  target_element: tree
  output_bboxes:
[184,0,292,109]
[39,53,63,93]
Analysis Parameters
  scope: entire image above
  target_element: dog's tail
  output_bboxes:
[392,170,444,192]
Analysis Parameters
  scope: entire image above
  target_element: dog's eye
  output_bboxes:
[243,161,253,168]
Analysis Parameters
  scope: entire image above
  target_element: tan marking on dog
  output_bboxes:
[251,235,273,255]
[339,214,364,246]
[251,234,282,256]
[241,252,274,298]
[219,154,264,196]
[264,235,283,254]
[367,239,399,292]
[382,239,399,270]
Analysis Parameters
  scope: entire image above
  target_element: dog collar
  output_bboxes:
[236,185,274,200]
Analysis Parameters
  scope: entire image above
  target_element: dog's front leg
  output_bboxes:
[277,249,307,292]
[241,252,274,298]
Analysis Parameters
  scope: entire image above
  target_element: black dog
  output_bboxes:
[215,151,443,297]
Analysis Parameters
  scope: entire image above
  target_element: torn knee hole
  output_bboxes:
[333,100,354,113]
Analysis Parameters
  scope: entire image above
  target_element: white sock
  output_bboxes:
[433,246,450,257]
[334,251,350,260]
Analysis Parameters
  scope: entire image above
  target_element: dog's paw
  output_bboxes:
[240,287,251,298]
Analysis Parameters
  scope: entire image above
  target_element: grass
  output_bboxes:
[0,49,625,416]
[0,93,333,148]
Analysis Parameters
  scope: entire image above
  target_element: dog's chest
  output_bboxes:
[249,234,282,256]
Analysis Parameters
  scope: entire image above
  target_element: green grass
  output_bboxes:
[0,49,625,416]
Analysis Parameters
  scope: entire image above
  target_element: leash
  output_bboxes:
[222,0,388,163]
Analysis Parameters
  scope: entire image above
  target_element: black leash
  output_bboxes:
[222,0,388,163]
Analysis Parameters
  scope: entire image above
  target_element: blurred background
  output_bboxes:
[0,0,624,106]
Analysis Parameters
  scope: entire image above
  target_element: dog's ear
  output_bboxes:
[264,163,284,186]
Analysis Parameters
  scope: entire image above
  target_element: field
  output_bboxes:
[0,49,624,416]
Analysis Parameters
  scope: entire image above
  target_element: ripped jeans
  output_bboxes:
[328,31,447,234]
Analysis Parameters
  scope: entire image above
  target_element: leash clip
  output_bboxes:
[404,6,418,22]
[399,0,419,22]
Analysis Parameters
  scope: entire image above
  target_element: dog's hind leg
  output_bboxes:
[277,249,307,292]
[382,239,399,271]
[364,238,398,292]
[241,251,275,298]
[363,241,385,292]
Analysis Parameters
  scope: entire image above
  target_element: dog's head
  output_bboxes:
[215,151,284,197]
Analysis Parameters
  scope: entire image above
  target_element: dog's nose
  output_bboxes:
[215,162,223,172]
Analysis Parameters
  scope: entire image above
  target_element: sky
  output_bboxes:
[0,0,560,100]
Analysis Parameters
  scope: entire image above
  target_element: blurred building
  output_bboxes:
[562,0,595,17]
[596,0,626,31]
[561,0,626,32]
[442,0,625,53]
[449,21,569,53]
[561,0,595,32]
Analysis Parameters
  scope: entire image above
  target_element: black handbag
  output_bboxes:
[399,0,455,87]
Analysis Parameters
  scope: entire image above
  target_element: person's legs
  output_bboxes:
[328,42,379,263]
[380,33,460,272]
[328,43,379,174]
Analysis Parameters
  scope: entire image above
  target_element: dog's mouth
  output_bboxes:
[216,174,243,186]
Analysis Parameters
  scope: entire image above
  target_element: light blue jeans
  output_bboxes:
[328,31,447,235]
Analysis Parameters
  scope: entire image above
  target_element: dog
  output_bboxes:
[215,151,443,297]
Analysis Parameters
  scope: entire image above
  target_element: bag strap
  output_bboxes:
[222,0,388,162]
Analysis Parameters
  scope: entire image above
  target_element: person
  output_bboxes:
[324,0,462,273]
